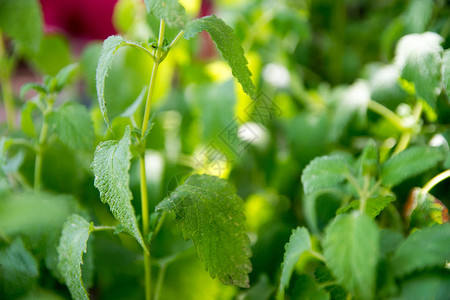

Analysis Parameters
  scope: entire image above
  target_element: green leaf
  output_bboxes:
[54,63,79,92]
[0,0,43,52]
[403,0,434,34]
[442,49,450,98]
[20,83,47,98]
[277,227,312,299]
[0,238,39,298]
[314,266,348,300]
[357,140,379,177]
[30,35,72,76]
[336,196,395,218]
[389,273,450,300]
[19,101,38,137]
[91,126,146,251]
[57,215,92,300]
[395,32,443,108]
[391,223,450,277]
[291,274,330,300]
[301,155,350,196]
[380,146,445,187]
[156,174,252,287]
[184,15,256,99]
[144,0,187,28]
[323,212,379,300]
[96,35,128,126]
[240,274,274,300]
[47,102,95,152]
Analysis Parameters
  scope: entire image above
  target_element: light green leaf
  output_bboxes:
[395,32,443,108]
[301,155,350,196]
[184,15,256,99]
[442,49,450,98]
[391,223,450,277]
[47,102,95,151]
[20,83,47,98]
[144,0,187,28]
[96,35,128,126]
[57,215,92,300]
[336,196,395,219]
[0,238,39,298]
[0,0,43,52]
[403,0,434,34]
[324,212,379,300]
[277,227,312,300]
[380,146,445,187]
[54,63,79,92]
[91,126,146,251]
[30,35,72,76]
[20,101,38,138]
[156,174,252,287]
[357,140,379,177]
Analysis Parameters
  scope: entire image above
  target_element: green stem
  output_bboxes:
[169,30,184,49]
[309,250,325,262]
[367,100,406,131]
[421,169,450,196]
[34,97,54,191]
[140,19,166,300]
[154,265,167,300]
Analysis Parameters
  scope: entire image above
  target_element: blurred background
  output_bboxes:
[1,0,450,299]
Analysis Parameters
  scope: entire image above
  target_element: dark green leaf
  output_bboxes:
[184,15,256,98]
[380,146,445,187]
[57,215,92,300]
[156,174,252,287]
[291,274,330,300]
[391,223,450,277]
[277,227,311,299]
[144,0,187,28]
[324,212,379,300]
[91,126,146,251]
[0,0,42,52]
[389,273,450,300]
[395,32,443,108]
[442,49,450,99]
[0,238,39,298]
[47,102,95,151]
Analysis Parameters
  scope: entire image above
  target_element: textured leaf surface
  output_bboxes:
[156,174,252,287]
[391,223,450,277]
[0,238,39,298]
[0,0,43,52]
[380,146,445,187]
[91,127,146,250]
[395,32,443,108]
[144,0,187,28]
[57,215,92,300]
[323,213,379,300]
[301,155,350,196]
[47,102,95,151]
[277,227,312,299]
[184,15,256,99]
[95,35,128,126]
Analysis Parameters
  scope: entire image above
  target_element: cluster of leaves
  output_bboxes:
[1,0,450,300]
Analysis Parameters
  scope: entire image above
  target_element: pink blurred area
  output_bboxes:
[40,0,118,40]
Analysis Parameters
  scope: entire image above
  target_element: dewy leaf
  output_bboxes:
[380,146,445,187]
[57,215,92,300]
[0,0,43,52]
[277,227,312,300]
[156,174,252,287]
[184,15,256,99]
[301,155,350,196]
[144,0,187,28]
[323,212,379,300]
[91,126,146,251]
[391,223,450,277]
[96,35,128,126]
[47,102,95,152]
[0,238,39,298]
[395,32,443,108]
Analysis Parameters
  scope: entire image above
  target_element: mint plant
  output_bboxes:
[57,1,256,299]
